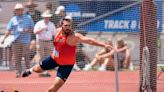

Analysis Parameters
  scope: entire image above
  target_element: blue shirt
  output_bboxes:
[7,14,34,44]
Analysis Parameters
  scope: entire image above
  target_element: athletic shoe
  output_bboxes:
[73,65,81,71]
[21,69,31,77]
[83,64,91,71]
[98,65,106,71]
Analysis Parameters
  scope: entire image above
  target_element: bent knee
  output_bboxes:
[33,64,44,73]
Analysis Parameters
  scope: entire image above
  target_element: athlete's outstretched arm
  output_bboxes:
[75,33,113,48]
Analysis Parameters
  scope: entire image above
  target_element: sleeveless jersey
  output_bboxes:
[51,31,76,65]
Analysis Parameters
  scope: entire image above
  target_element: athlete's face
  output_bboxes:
[62,20,72,35]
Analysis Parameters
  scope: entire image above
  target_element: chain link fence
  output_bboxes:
[0,0,163,73]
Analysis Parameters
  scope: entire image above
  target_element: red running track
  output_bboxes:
[0,71,164,92]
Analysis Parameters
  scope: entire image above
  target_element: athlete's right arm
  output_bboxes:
[75,33,112,48]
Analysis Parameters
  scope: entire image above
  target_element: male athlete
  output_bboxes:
[21,18,113,92]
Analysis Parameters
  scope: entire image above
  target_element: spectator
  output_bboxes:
[75,43,91,70]
[45,2,58,25]
[83,40,115,71]
[55,5,65,18]
[25,0,42,64]
[29,40,37,62]
[29,40,41,66]
[33,10,57,77]
[116,39,130,69]
[25,0,41,24]
[0,3,34,77]
[55,5,66,27]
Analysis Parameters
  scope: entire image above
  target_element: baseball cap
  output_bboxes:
[55,6,65,15]
[65,15,72,20]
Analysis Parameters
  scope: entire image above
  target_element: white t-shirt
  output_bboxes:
[34,20,56,40]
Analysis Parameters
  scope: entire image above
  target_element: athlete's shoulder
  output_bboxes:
[56,27,62,32]
[74,32,83,37]
[74,32,85,42]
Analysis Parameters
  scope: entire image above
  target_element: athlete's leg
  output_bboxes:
[32,64,44,73]
[22,56,58,77]
[47,77,65,92]
[47,65,73,92]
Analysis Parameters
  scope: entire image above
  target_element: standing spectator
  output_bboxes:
[45,2,58,25]
[25,0,41,39]
[55,5,65,19]
[33,10,56,77]
[0,3,34,77]
[83,40,115,71]
[25,0,42,62]
[55,5,66,27]
[25,0,41,24]
[116,39,131,69]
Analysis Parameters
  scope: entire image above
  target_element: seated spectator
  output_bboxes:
[74,43,91,71]
[115,40,130,69]
[83,40,115,71]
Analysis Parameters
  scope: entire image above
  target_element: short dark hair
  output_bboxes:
[117,40,125,47]
[61,18,71,25]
